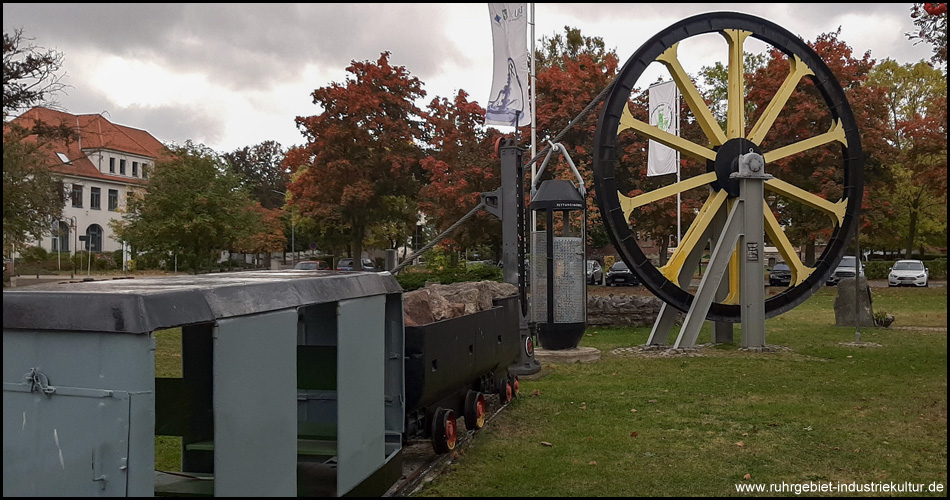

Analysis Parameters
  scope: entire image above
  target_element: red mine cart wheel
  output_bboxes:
[498,378,513,404]
[432,408,457,454]
[464,390,487,431]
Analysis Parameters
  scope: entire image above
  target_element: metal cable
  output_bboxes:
[391,201,486,274]
[390,78,617,275]
[521,78,617,171]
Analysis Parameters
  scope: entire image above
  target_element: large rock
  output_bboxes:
[586,293,666,327]
[834,276,875,327]
[403,281,518,326]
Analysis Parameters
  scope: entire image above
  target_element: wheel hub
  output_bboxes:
[710,139,764,197]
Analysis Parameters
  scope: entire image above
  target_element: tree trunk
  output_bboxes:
[804,236,816,267]
[904,209,918,259]
[657,236,669,267]
[351,226,364,271]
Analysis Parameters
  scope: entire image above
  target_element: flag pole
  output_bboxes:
[529,3,537,247]
[675,84,681,246]
[530,2,536,182]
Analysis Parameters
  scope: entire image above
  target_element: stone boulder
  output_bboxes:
[403,281,518,327]
[833,276,875,327]
[586,293,667,327]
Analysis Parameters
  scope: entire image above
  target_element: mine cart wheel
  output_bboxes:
[497,377,513,405]
[510,375,520,398]
[592,11,863,322]
[464,390,487,431]
[432,408,458,454]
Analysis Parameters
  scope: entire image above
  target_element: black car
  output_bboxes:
[768,262,791,286]
[605,261,639,286]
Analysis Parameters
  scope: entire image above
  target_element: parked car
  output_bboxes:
[768,262,792,287]
[293,260,329,271]
[336,258,378,271]
[888,259,929,287]
[605,260,639,286]
[586,260,603,285]
[826,255,864,286]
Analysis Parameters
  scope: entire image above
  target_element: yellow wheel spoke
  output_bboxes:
[723,29,751,139]
[618,171,717,220]
[764,178,847,226]
[748,55,814,145]
[763,119,848,163]
[763,201,814,285]
[723,241,740,305]
[619,105,716,162]
[656,43,727,147]
[659,190,728,283]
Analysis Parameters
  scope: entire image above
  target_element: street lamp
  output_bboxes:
[273,190,295,266]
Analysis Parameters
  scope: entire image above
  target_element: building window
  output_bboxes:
[108,189,119,211]
[109,157,116,173]
[71,184,83,208]
[90,187,101,210]
[56,152,71,164]
[52,221,70,252]
[132,161,138,177]
[120,159,127,175]
[86,224,103,252]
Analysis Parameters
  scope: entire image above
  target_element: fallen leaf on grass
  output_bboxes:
[589,461,597,465]
[541,441,553,447]
[743,473,752,480]
[532,389,542,396]
[648,399,657,403]
[630,432,639,438]
[735,441,745,447]
[630,408,638,413]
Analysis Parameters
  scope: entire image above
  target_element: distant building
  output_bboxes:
[8,107,168,255]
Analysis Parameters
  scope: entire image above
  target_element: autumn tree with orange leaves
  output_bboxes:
[418,90,505,258]
[531,26,619,253]
[285,52,426,270]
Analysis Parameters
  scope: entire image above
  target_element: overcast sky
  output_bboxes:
[3,3,935,154]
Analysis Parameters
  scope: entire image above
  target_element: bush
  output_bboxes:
[19,246,49,263]
[864,258,946,280]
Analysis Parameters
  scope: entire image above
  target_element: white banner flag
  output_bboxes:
[486,3,530,127]
[647,80,679,177]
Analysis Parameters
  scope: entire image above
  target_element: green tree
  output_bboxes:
[2,28,72,255]
[2,127,66,253]
[222,140,289,210]
[866,59,946,257]
[3,28,66,119]
[286,52,426,270]
[111,141,263,273]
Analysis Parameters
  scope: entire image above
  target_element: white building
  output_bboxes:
[9,107,168,255]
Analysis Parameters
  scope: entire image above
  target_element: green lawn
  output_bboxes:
[416,285,948,497]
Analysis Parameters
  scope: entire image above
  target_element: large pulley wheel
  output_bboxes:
[593,12,863,322]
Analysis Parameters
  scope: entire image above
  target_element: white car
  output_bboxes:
[888,259,929,287]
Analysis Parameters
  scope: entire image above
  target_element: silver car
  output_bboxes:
[888,259,929,287]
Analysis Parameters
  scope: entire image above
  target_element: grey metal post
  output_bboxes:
[671,151,770,348]
[711,200,735,343]
[737,175,766,347]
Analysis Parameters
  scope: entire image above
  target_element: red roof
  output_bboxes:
[6,107,170,184]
